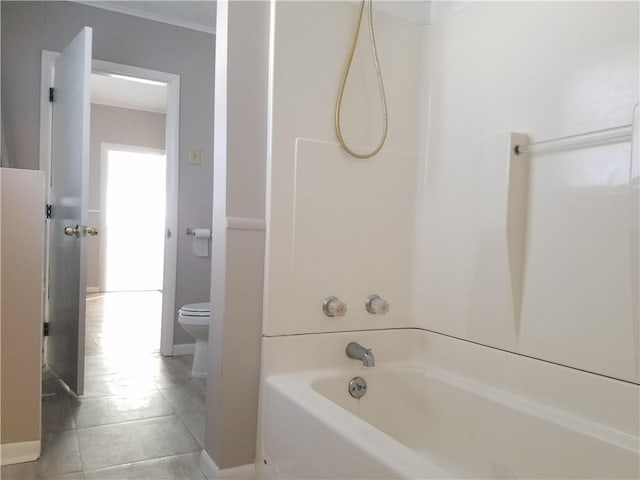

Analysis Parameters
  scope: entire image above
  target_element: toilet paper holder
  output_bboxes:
[186,227,212,237]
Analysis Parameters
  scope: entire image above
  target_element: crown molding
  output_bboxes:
[72,1,216,35]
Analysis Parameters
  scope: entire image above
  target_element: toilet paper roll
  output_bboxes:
[192,228,211,257]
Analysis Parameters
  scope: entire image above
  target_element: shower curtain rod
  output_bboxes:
[514,124,633,155]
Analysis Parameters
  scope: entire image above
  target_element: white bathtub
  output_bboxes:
[257,330,639,479]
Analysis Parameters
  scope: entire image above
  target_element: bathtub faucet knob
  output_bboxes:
[346,342,375,367]
[365,295,389,315]
[323,296,347,317]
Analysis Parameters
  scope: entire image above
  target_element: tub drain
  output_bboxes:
[348,376,367,399]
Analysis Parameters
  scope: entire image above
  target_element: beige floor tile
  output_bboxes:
[178,411,205,448]
[76,416,199,471]
[0,462,84,480]
[84,291,161,357]
[38,430,84,477]
[81,373,158,398]
[83,452,204,480]
[37,292,205,478]
[42,393,76,433]
[73,390,175,428]
[42,379,71,397]
[158,385,205,414]
[1,431,83,479]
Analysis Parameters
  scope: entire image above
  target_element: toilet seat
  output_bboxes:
[176,302,211,378]
[178,303,211,327]
[179,302,210,317]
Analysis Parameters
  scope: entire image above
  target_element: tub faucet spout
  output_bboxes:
[346,342,375,367]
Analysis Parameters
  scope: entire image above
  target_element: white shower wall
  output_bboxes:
[262,1,639,384]
[263,1,424,336]
[415,1,639,383]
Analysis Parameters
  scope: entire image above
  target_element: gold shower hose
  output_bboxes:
[335,0,388,159]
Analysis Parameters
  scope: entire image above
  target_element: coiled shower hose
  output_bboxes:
[335,0,388,159]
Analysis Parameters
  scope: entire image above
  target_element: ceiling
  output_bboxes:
[91,73,167,113]
[77,1,216,33]
[371,1,431,24]
[78,1,470,33]
[348,1,472,25]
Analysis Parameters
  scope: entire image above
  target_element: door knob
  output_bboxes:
[82,226,99,237]
[64,225,80,237]
[64,225,98,237]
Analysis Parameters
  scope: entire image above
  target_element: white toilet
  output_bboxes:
[177,302,210,378]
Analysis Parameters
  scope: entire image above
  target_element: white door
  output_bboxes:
[46,27,93,395]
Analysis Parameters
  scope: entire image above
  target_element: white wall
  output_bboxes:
[246,1,639,472]
[263,1,424,336]
[415,1,639,383]
[261,1,639,385]
[86,104,166,291]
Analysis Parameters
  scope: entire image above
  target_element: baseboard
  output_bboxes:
[200,450,255,480]
[173,343,196,356]
[0,440,41,466]
[86,286,100,293]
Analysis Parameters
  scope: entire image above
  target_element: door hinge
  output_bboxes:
[43,323,50,337]
[46,204,53,219]
[49,87,55,103]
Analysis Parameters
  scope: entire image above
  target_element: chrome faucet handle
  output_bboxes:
[365,295,389,315]
[323,296,347,317]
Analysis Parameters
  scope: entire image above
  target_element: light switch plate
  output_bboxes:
[189,147,202,165]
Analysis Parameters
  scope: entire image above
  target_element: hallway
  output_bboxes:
[1,292,206,480]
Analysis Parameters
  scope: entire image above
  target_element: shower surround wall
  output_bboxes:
[263,1,424,336]
[263,1,639,381]
[415,1,639,383]
[255,0,639,471]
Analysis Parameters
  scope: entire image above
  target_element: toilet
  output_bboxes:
[177,302,210,378]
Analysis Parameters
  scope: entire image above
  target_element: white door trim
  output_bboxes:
[39,51,180,357]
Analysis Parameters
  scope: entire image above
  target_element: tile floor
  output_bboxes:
[1,292,206,480]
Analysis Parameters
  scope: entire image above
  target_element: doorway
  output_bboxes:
[89,63,180,358]
[101,145,167,293]
[84,143,168,357]
[40,52,181,388]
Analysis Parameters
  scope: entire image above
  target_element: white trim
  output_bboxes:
[199,450,255,480]
[39,51,57,329]
[99,143,107,293]
[226,217,266,231]
[92,99,166,115]
[0,441,41,466]
[39,52,180,359]
[38,52,57,174]
[173,343,196,356]
[72,1,216,35]
[161,71,181,357]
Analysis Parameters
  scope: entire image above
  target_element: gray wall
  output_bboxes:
[86,104,166,290]
[1,1,215,346]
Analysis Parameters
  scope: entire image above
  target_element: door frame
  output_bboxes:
[39,51,180,357]
[99,142,166,293]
